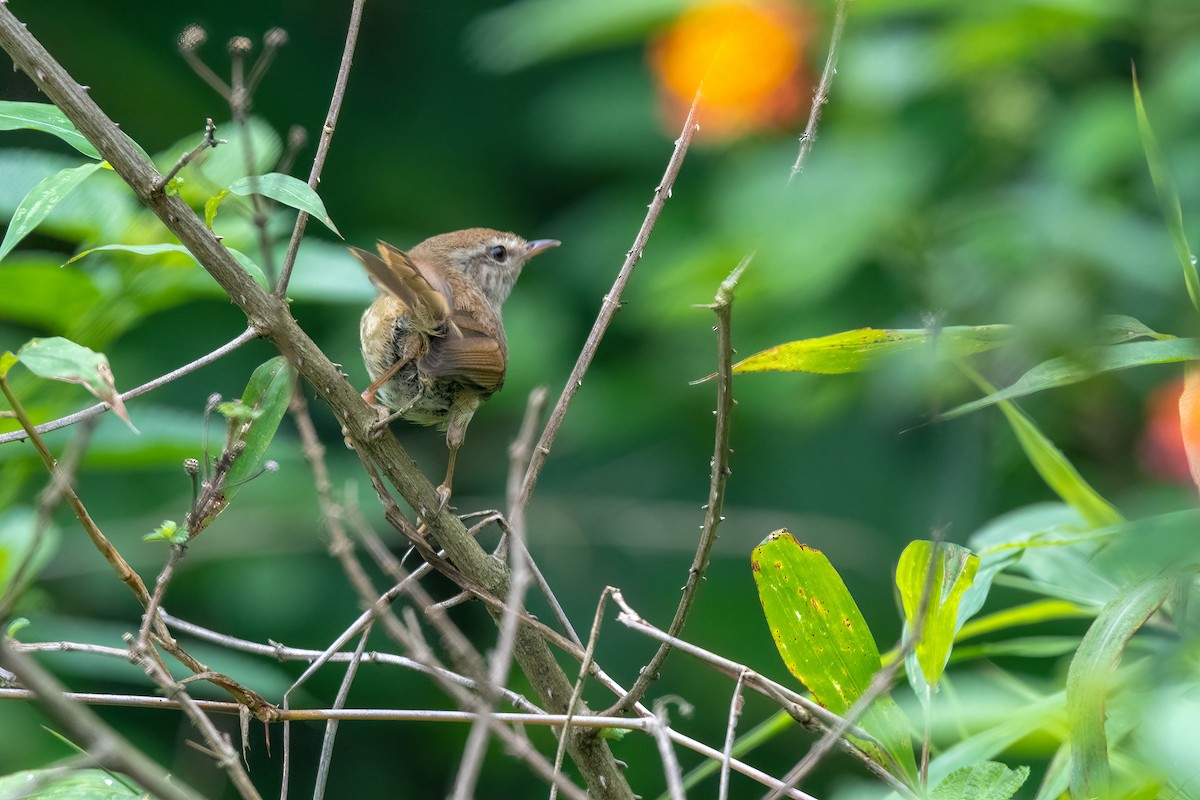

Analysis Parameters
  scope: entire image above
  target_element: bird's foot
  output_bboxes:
[434,484,454,516]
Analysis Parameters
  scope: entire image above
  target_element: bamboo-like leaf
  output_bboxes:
[1100,314,1169,343]
[0,101,102,159]
[962,368,1124,529]
[1132,71,1199,312]
[896,541,979,697]
[931,762,1030,800]
[942,339,1200,421]
[221,357,294,505]
[65,243,268,289]
[955,599,1091,642]
[226,172,341,237]
[752,530,917,781]
[1067,575,1172,799]
[998,399,1124,529]
[16,337,135,431]
[733,325,1012,375]
[0,162,103,263]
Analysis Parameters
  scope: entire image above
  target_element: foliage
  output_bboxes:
[1,0,1200,798]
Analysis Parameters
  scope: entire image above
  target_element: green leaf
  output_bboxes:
[962,368,1123,529]
[955,599,1092,642]
[1067,574,1173,800]
[0,768,144,798]
[931,762,1030,800]
[0,352,17,379]
[143,519,187,544]
[0,101,102,159]
[227,172,341,237]
[733,325,1011,375]
[1133,71,1199,313]
[752,530,917,781]
[0,162,104,263]
[896,541,979,698]
[1100,314,1170,343]
[942,338,1200,420]
[222,356,294,505]
[66,243,268,290]
[16,337,135,431]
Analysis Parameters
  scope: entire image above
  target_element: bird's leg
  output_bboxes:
[362,358,407,414]
[369,393,421,435]
[436,393,480,514]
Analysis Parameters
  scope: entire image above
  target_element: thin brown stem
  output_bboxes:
[156,117,223,191]
[275,0,365,296]
[789,0,849,181]
[0,327,258,446]
[516,91,702,513]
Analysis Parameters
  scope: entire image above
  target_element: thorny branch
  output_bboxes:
[515,91,702,513]
[605,257,747,717]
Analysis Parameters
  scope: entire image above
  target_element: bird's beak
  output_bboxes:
[525,239,561,258]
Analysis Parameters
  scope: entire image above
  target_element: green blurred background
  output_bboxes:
[2,0,1199,796]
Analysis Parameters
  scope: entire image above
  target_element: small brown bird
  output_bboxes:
[351,228,559,510]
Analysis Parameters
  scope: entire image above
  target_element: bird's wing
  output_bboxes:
[349,242,454,327]
[418,311,506,393]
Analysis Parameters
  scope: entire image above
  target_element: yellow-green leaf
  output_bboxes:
[733,325,1011,375]
[896,540,979,697]
[0,162,103,263]
[752,530,917,781]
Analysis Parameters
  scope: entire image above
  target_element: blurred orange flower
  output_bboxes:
[1140,375,1200,488]
[650,0,813,140]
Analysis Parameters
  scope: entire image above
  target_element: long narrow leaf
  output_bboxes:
[0,162,103,263]
[733,325,1012,375]
[65,243,268,289]
[942,338,1200,420]
[1067,575,1172,799]
[0,101,101,159]
[1132,71,1199,312]
[226,172,341,237]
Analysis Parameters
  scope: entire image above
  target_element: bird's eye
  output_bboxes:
[488,245,508,263]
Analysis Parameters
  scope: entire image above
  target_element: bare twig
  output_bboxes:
[0,374,152,607]
[453,388,551,799]
[275,0,364,296]
[313,624,371,800]
[228,35,277,286]
[605,258,746,716]
[550,587,617,800]
[516,91,702,513]
[650,697,691,800]
[0,638,205,800]
[0,327,258,446]
[156,117,223,191]
[608,588,912,795]
[789,0,849,181]
[177,24,231,100]
[719,671,748,800]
